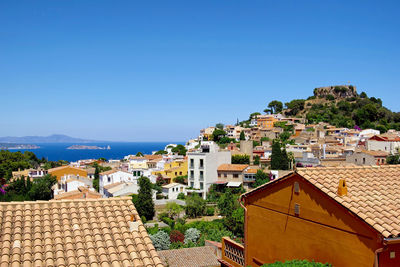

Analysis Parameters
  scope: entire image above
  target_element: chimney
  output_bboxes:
[337,179,347,196]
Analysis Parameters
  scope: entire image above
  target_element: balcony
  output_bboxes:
[219,237,244,267]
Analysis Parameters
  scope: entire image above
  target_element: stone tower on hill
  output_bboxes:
[313,85,357,99]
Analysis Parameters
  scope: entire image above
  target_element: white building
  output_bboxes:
[54,174,93,196]
[187,141,231,199]
[99,170,136,196]
[162,183,186,199]
[366,135,400,155]
[103,182,139,198]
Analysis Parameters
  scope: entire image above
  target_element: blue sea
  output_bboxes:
[7,142,183,162]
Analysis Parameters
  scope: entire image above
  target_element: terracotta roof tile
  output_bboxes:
[297,165,400,238]
[0,198,163,266]
[158,246,219,267]
[217,164,249,172]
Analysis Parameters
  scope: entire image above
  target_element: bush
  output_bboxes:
[231,154,250,164]
[263,260,332,266]
[177,192,185,200]
[149,231,171,250]
[170,230,185,243]
[185,194,206,218]
[326,94,335,101]
[206,207,215,216]
[184,228,201,244]
[174,175,187,184]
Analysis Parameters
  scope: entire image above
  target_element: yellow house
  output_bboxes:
[153,160,188,183]
[257,115,277,129]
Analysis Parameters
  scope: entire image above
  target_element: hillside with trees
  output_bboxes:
[242,85,400,132]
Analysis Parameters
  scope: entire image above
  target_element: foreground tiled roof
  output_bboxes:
[157,246,220,267]
[297,165,400,238]
[54,187,101,200]
[0,197,163,267]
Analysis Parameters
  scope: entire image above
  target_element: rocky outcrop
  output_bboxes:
[313,85,357,99]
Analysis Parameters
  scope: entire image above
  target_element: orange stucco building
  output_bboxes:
[48,165,88,181]
[220,166,400,267]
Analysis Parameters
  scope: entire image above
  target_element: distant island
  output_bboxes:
[0,134,102,143]
[67,145,111,150]
[0,143,40,150]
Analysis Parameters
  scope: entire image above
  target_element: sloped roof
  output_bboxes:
[360,150,389,157]
[217,164,248,172]
[242,165,400,239]
[158,246,220,267]
[0,197,163,266]
[48,165,87,173]
[296,166,400,238]
[54,188,101,200]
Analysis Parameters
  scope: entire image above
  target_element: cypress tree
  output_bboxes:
[239,131,245,140]
[135,176,155,221]
[271,140,282,170]
[280,148,290,170]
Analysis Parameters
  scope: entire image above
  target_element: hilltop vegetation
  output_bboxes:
[244,85,400,132]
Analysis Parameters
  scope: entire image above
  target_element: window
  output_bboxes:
[218,173,221,178]
[200,159,204,168]
[190,159,194,168]
[200,171,204,180]
[190,170,194,179]
[179,172,182,175]
[233,174,239,178]
[107,177,111,182]
[224,173,227,178]
[190,182,194,187]
[200,182,204,190]
[363,158,366,164]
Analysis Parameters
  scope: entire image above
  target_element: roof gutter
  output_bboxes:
[239,196,248,267]
[384,237,400,244]
[374,247,384,267]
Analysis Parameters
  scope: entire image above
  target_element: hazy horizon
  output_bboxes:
[1,1,399,141]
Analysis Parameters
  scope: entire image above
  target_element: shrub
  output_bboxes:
[170,230,185,243]
[185,194,206,218]
[206,207,215,216]
[173,175,187,184]
[326,94,335,101]
[263,260,332,266]
[184,228,201,244]
[149,231,171,250]
[177,192,185,200]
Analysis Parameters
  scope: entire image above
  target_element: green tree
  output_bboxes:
[166,202,184,220]
[212,129,227,142]
[154,150,167,155]
[267,100,283,114]
[239,131,246,141]
[215,123,224,130]
[93,164,100,192]
[253,155,260,165]
[136,152,144,157]
[285,99,305,116]
[185,194,206,218]
[134,176,155,220]
[28,174,57,200]
[253,169,270,187]
[171,145,187,156]
[271,140,282,170]
[217,190,236,216]
[387,154,400,165]
[231,154,250,164]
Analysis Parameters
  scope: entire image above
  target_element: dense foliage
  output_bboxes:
[231,154,250,164]
[0,150,42,179]
[306,94,400,131]
[133,176,155,220]
[171,145,187,156]
[253,169,271,187]
[185,194,206,218]
[271,140,290,170]
[387,154,400,164]
[0,174,57,201]
[263,260,332,266]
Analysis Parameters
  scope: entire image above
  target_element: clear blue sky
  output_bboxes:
[1,0,399,142]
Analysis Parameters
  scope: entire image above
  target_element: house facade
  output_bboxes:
[187,141,231,199]
[220,166,400,267]
[346,150,388,166]
[366,135,400,155]
[99,170,136,196]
